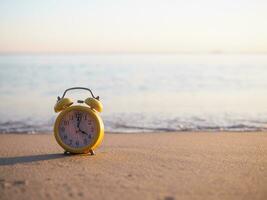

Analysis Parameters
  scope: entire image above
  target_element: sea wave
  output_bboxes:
[0,117,266,134]
[1,54,267,134]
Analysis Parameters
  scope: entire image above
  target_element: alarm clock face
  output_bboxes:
[58,110,97,148]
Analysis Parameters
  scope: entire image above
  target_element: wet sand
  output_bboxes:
[0,132,266,200]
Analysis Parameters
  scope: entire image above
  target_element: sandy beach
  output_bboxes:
[0,132,266,200]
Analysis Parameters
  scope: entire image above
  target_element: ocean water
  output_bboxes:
[0,53,267,133]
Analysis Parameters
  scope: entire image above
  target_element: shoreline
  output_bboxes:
[0,132,266,200]
[1,130,267,134]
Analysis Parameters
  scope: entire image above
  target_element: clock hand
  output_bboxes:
[75,115,83,134]
[76,114,88,135]
[80,130,88,135]
[76,129,87,135]
[77,115,81,128]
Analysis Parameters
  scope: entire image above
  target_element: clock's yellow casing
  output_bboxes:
[54,105,104,154]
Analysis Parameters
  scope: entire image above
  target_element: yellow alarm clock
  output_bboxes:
[54,87,104,155]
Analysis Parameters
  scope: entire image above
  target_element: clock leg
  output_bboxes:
[89,149,95,155]
[64,150,70,155]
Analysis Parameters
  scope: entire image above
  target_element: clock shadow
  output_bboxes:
[0,153,68,166]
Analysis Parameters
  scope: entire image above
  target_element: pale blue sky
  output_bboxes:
[0,0,267,53]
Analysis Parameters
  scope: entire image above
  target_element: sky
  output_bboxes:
[0,0,267,53]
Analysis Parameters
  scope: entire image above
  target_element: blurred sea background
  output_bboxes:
[0,53,267,133]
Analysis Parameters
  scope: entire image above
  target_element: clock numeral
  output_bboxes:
[63,135,67,139]
[88,134,91,139]
[64,120,69,126]
[60,127,65,132]
[91,128,94,132]
[69,139,72,145]
[88,121,92,125]
[83,138,87,144]
[75,141,79,146]
[70,115,74,120]
[84,115,87,120]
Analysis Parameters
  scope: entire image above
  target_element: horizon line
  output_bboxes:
[0,51,267,55]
